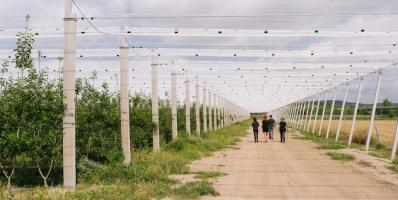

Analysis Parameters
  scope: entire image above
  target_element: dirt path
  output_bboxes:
[188,129,398,199]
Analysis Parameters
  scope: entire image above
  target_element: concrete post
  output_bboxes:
[217,95,221,129]
[120,27,131,165]
[319,93,328,135]
[391,121,398,160]
[171,64,178,140]
[335,83,349,142]
[195,84,200,135]
[289,103,295,125]
[366,69,383,152]
[348,77,364,146]
[307,97,316,132]
[208,91,213,131]
[213,93,217,131]
[185,77,191,135]
[303,99,311,130]
[293,102,299,127]
[312,95,321,133]
[326,89,337,139]
[202,86,207,132]
[151,49,160,151]
[221,97,224,128]
[63,0,76,190]
[300,100,308,130]
[297,101,303,128]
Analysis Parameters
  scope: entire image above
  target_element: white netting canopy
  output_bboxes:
[1,0,398,112]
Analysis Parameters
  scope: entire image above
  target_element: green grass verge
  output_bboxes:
[388,158,398,173]
[326,152,355,161]
[173,181,220,200]
[193,171,228,180]
[294,129,391,160]
[5,121,249,200]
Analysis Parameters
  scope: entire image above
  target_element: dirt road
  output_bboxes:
[189,129,398,199]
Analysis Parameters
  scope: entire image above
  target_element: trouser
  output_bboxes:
[253,129,259,142]
[280,130,286,142]
[269,128,274,139]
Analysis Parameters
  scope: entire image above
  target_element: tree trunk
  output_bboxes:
[0,162,15,189]
[37,158,53,188]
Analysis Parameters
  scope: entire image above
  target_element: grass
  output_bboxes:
[317,141,347,150]
[326,152,355,161]
[173,181,220,199]
[3,120,249,200]
[193,171,228,180]
[368,151,390,159]
[388,158,398,173]
[295,128,392,161]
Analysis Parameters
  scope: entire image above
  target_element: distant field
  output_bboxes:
[301,118,397,148]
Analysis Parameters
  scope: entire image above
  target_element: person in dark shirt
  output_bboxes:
[279,118,287,143]
[262,114,269,142]
[268,115,276,140]
[251,117,260,143]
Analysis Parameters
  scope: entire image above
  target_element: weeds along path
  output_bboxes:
[189,129,398,199]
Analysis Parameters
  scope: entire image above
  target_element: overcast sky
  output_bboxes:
[0,0,398,112]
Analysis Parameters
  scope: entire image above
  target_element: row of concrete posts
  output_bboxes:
[272,70,398,164]
[62,0,248,190]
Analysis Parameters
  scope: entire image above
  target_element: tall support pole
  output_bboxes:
[294,101,301,128]
[297,101,304,128]
[289,103,294,126]
[300,100,308,130]
[120,27,131,165]
[218,95,221,129]
[348,77,364,146]
[151,49,160,151]
[195,84,200,135]
[213,93,217,131]
[319,93,328,135]
[303,99,311,130]
[366,69,383,152]
[312,95,321,133]
[326,89,337,139]
[335,83,349,142]
[63,0,76,190]
[202,86,208,132]
[221,97,224,128]
[185,77,191,135]
[293,102,299,127]
[289,104,295,125]
[208,91,213,131]
[391,121,398,160]
[294,101,304,129]
[307,97,316,132]
[171,64,178,140]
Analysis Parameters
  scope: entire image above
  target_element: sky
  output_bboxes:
[0,0,398,112]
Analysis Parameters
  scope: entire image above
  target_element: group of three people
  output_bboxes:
[251,114,287,143]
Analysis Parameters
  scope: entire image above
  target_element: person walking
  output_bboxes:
[252,117,260,143]
[279,118,287,143]
[262,114,269,142]
[268,115,276,140]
